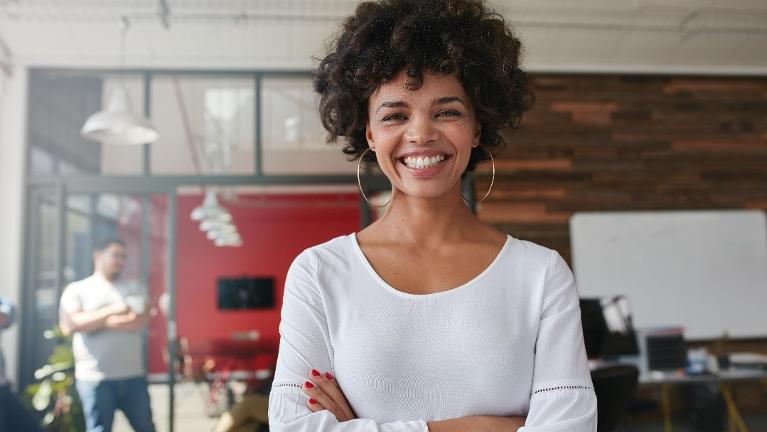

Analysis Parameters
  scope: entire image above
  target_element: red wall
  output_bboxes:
[147,193,360,375]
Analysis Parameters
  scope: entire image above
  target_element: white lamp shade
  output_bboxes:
[81,85,159,146]
[191,207,232,223]
[191,191,232,222]
[214,230,242,245]
[215,237,243,247]
[199,219,235,232]
[206,225,237,240]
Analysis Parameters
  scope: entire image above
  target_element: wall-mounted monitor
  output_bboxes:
[217,276,275,310]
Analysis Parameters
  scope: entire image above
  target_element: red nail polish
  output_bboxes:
[309,398,317,405]
[325,372,334,380]
[304,381,314,389]
[311,369,321,376]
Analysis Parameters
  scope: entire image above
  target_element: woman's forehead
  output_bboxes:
[370,70,467,103]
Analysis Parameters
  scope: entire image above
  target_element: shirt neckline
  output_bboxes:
[350,232,513,300]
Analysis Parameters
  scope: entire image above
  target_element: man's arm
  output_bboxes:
[59,303,129,335]
[104,307,151,332]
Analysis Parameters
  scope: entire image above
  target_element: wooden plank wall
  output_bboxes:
[475,74,767,264]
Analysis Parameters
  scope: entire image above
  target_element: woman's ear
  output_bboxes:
[473,124,481,148]
[365,122,374,147]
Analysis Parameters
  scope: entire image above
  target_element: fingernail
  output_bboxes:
[311,369,321,376]
[304,381,314,389]
[325,372,334,380]
[309,398,317,405]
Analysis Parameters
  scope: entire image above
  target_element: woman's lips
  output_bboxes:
[398,154,451,178]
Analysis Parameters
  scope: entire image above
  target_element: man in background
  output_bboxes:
[59,238,155,432]
[1,296,44,432]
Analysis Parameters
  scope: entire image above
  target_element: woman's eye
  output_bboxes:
[382,113,407,122]
[437,110,461,118]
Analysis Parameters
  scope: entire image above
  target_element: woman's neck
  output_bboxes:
[367,187,483,247]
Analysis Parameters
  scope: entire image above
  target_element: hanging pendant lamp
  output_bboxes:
[80,17,158,146]
[191,190,232,222]
[81,85,159,145]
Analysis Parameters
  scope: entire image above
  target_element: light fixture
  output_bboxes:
[81,17,158,146]
[191,190,231,222]
[81,85,159,145]
[206,225,237,240]
[215,233,242,247]
[191,189,242,247]
[200,219,234,233]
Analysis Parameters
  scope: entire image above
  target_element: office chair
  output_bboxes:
[591,364,640,432]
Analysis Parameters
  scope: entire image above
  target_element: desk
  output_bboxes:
[183,338,277,416]
[639,369,767,432]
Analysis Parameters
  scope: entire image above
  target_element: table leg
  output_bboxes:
[720,382,749,432]
[660,383,673,432]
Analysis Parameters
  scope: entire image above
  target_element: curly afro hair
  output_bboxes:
[314,0,534,172]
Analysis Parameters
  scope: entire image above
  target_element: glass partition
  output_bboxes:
[261,76,355,174]
[150,75,255,175]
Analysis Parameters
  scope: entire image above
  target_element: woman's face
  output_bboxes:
[365,69,480,201]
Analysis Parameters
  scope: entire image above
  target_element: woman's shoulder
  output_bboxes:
[290,233,357,270]
[285,234,360,299]
[505,235,562,269]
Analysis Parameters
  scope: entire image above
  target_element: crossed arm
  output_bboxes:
[59,303,151,335]
[299,368,526,432]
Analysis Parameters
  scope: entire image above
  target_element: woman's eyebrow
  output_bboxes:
[433,96,465,106]
[376,101,408,113]
[375,96,465,113]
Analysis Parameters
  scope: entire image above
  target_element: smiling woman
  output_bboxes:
[267,1,597,431]
[365,71,480,197]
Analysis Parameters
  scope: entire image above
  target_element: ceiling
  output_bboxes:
[1,0,766,74]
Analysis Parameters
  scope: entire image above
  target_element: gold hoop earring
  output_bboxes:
[357,148,392,208]
[462,147,495,203]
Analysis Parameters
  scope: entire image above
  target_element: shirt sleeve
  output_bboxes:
[59,283,82,313]
[518,250,597,432]
[268,249,429,432]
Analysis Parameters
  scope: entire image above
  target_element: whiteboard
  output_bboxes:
[570,210,767,339]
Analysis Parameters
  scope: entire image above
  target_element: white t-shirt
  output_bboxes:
[59,276,145,382]
[268,233,597,431]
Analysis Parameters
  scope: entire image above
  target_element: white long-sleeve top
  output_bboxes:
[268,233,597,431]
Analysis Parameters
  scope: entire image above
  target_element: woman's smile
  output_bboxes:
[398,152,453,178]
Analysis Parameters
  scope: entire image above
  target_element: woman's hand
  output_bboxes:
[303,369,356,422]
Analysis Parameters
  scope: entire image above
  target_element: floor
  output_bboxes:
[114,382,220,432]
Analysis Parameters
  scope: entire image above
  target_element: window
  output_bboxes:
[261,77,354,174]
[150,75,255,175]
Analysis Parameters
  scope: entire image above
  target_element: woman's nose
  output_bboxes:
[405,115,438,144]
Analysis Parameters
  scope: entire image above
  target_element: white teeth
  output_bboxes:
[402,154,446,169]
